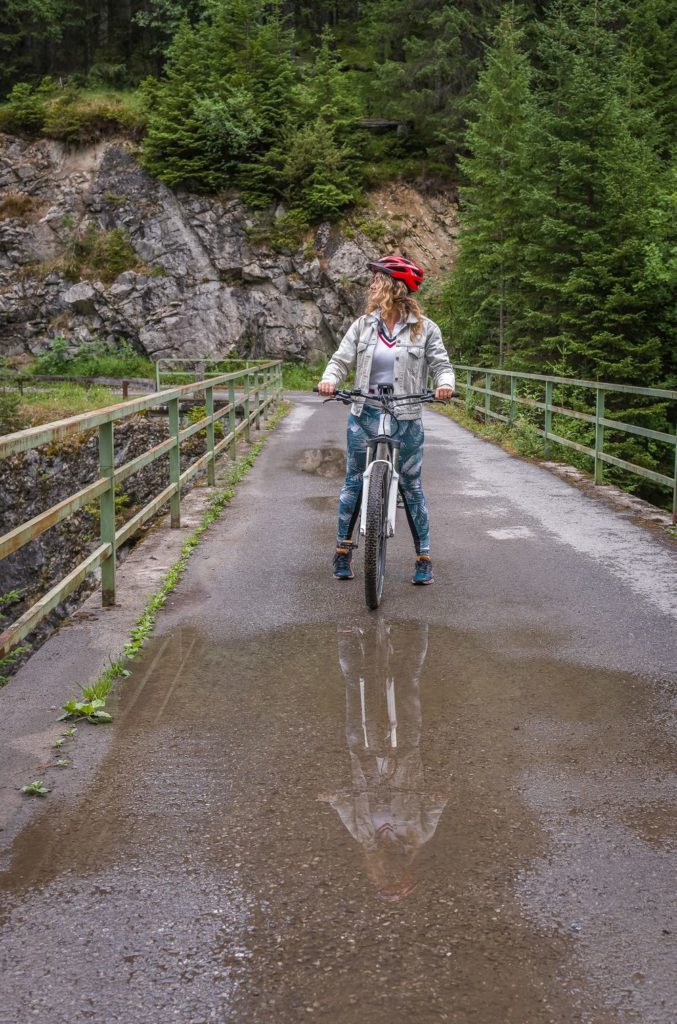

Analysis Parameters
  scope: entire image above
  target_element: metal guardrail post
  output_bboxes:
[99,421,116,607]
[228,381,237,459]
[509,374,517,425]
[544,381,553,457]
[255,370,262,429]
[205,384,215,487]
[485,372,491,420]
[594,388,605,484]
[244,374,251,441]
[168,396,181,527]
[672,430,677,523]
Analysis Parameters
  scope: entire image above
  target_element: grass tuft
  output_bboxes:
[14,382,122,427]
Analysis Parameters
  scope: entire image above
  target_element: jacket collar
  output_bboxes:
[366,309,420,325]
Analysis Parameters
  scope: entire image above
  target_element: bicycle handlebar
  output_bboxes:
[312,387,453,405]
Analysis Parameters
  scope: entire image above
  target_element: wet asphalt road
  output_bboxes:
[1,395,676,1024]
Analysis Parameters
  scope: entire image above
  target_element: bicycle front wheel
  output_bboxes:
[364,461,390,609]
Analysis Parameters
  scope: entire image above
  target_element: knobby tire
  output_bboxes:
[364,461,389,609]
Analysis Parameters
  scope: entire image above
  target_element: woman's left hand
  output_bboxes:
[435,386,454,401]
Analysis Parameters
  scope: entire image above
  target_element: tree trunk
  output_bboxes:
[98,2,109,52]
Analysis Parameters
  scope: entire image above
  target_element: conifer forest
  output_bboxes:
[0,0,675,396]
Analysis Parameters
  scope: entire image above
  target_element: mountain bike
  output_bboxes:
[314,385,441,610]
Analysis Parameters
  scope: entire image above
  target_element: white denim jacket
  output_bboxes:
[321,311,455,420]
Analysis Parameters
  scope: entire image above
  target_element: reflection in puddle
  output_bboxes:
[321,620,447,902]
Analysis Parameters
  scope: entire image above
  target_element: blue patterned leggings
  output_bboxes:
[337,407,430,554]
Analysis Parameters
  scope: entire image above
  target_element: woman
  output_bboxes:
[318,255,455,585]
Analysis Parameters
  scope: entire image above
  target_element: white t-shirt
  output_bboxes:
[369,315,407,388]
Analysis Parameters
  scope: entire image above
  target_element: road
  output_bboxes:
[1,394,676,1024]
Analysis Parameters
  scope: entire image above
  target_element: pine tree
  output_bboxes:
[358,0,544,161]
[624,0,677,156]
[440,9,535,366]
[241,30,364,218]
[141,1,296,192]
[293,28,363,142]
[0,0,81,90]
[511,0,666,387]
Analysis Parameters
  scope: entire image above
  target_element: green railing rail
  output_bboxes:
[154,356,273,392]
[0,360,283,658]
[453,364,677,521]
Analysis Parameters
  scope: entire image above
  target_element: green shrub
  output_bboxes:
[282,362,324,391]
[0,79,54,133]
[29,336,71,375]
[42,87,146,144]
[0,79,145,142]
[511,416,545,459]
[63,226,139,284]
[0,391,28,434]
[265,210,311,253]
[186,404,224,439]
[29,338,154,379]
[86,63,131,90]
[356,215,390,244]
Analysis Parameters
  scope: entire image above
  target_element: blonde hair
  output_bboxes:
[366,273,425,339]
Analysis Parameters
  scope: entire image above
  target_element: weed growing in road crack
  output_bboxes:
[59,697,113,724]
[21,780,49,796]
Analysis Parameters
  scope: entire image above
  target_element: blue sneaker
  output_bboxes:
[333,543,355,580]
[412,555,433,585]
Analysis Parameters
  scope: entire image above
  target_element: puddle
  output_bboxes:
[0,620,675,1023]
[296,447,345,478]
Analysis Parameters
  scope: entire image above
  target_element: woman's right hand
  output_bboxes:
[317,381,336,395]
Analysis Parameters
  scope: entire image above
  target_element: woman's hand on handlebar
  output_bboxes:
[317,381,336,396]
[435,386,454,401]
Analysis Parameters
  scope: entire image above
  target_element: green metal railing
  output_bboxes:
[454,364,677,520]
[154,356,273,392]
[0,361,283,658]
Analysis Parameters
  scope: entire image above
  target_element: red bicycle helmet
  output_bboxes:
[367,254,424,293]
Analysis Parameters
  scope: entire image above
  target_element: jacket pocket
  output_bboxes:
[403,345,425,392]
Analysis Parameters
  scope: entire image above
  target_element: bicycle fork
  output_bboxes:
[359,439,400,539]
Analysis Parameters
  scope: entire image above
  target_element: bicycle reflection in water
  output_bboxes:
[319,620,448,902]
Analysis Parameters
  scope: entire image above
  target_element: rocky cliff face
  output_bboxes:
[0,134,459,365]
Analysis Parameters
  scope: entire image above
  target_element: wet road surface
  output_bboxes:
[1,395,676,1024]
